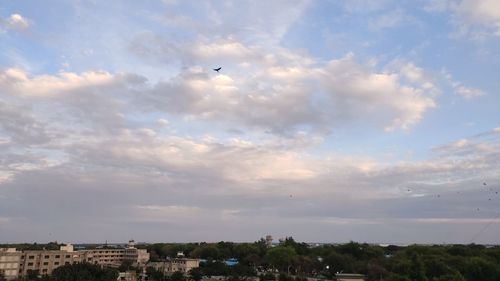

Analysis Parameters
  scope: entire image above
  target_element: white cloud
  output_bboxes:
[318,56,437,131]
[132,38,437,134]
[455,85,485,99]
[441,69,485,99]
[0,68,115,97]
[3,14,30,30]
[157,118,170,126]
[427,0,500,37]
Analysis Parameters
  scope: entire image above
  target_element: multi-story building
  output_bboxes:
[19,244,87,277]
[0,240,149,280]
[149,258,200,275]
[0,248,22,280]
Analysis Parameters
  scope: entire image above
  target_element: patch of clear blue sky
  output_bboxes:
[278,1,499,160]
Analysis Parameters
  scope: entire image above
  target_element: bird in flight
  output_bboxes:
[213,67,222,73]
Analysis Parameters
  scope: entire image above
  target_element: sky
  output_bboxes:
[0,0,499,244]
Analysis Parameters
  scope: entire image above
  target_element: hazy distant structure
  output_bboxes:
[265,235,273,247]
[336,273,366,281]
[0,241,149,280]
[127,239,136,248]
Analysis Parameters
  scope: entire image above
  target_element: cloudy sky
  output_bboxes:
[1,0,499,244]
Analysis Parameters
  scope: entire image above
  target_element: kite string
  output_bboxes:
[468,211,500,244]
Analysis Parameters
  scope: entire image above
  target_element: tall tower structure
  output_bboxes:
[265,235,273,247]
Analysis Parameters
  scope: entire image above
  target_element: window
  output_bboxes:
[54,262,59,265]
[65,255,70,258]
[65,262,70,265]
[55,255,60,258]
[28,263,33,266]
[44,255,49,259]
[42,269,48,273]
[43,262,48,265]
[28,256,34,259]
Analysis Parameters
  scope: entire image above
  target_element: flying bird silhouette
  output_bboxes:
[213,67,222,73]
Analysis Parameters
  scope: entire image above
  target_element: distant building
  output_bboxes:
[149,258,200,275]
[118,271,137,281]
[0,248,22,280]
[335,273,365,281]
[265,235,273,247]
[0,241,149,280]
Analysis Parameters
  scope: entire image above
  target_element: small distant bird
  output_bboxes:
[483,182,487,186]
[213,67,222,73]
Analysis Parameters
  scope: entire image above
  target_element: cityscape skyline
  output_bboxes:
[1,0,499,244]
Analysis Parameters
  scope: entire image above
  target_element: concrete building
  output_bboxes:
[0,241,149,279]
[20,244,87,277]
[82,240,149,267]
[0,248,22,280]
[265,235,273,247]
[118,271,137,281]
[149,258,200,275]
[335,273,365,281]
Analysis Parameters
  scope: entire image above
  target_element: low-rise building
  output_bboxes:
[118,271,137,281]
[149,258,200,275]
[335,273,365,281]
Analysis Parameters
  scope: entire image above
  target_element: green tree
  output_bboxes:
[50,263,118,281]
[118,259,134,272]
[171,272,186,281]
[200,261,230,276]
[260,272,276,281]
[192,246,221,260]
[434,271,466,281]
[404,252,428,281]
[189,268,203,281]
[278,273,293,281]
[386,273,410,281]
[265,246,297,273]
[146,267,167,281]
[463,257,500,281]
[26,270,40,281]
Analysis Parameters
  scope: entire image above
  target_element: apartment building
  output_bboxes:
[19,244,87,277]
[0,248,22,280]
[0,241,149,280]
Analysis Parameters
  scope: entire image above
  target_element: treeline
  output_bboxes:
[144,238,500,281]
[2,239,500,281]
[0,242,62,251]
